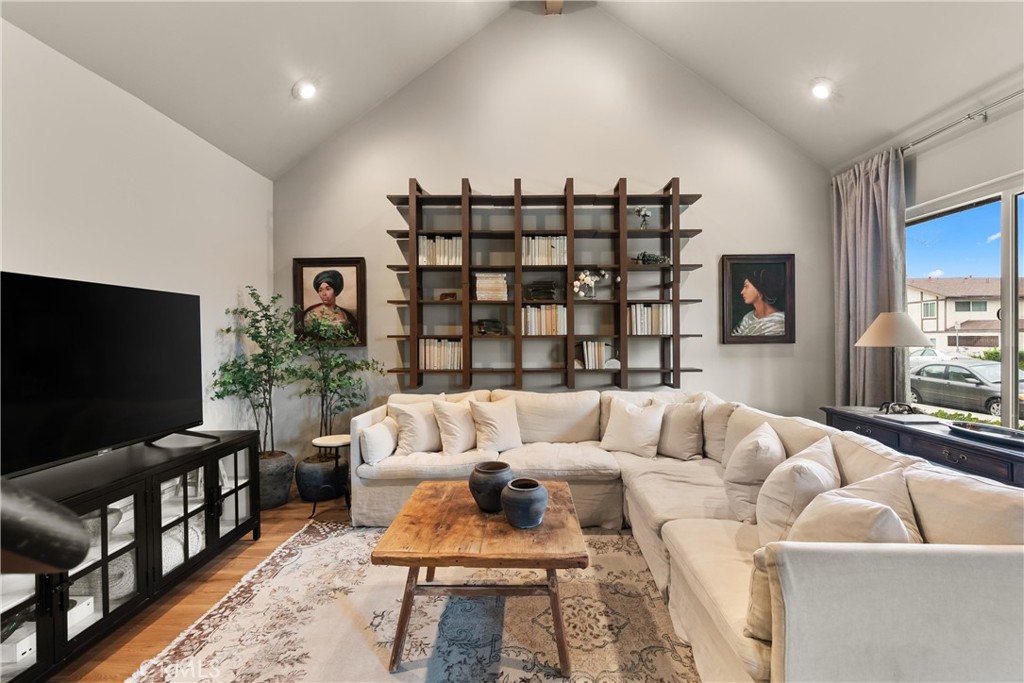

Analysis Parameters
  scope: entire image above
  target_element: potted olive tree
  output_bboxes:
[291,316,383,502]
[212,286,302,509]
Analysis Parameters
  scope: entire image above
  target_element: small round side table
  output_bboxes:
[308,434,351,519]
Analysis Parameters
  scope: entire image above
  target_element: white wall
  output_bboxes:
[2,21,274,432]
[273,4,833,453]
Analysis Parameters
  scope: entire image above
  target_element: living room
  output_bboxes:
[2,2,1023,682]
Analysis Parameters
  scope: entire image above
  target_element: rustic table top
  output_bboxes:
[371,480,589,570]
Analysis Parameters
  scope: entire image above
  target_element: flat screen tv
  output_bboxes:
[1,272,203,477]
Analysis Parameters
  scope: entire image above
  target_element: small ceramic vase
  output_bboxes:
[469,461,514,513]
[501,478,549,529]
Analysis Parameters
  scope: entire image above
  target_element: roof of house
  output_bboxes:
[907,277,1024,298]
[942,319,1024,332]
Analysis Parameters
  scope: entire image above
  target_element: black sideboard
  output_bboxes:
[822,406,1024,488]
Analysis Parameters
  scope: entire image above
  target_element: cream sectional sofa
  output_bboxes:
[350,389,1024,683]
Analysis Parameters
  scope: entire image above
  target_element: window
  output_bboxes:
[954,300,987,312]
[922,301,937,318]
[919,364,946,379]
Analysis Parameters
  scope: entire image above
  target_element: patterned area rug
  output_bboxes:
[127,522,699,683]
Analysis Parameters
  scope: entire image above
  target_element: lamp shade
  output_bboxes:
[855,312,932,348]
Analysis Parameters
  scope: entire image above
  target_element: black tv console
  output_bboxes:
[0,430,259,683]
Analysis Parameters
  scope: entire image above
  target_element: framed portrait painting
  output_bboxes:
[720,254,795,344]
[293,257,367,346]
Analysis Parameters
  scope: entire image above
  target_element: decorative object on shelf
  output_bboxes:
[572,269,609,298]
[501,478,549,528]
[635,206,652,229]
[720,254,795,345]
[212,286,302,508]
[633,251,670,265]
[526,280,559,300]
[469,461,515,512]
[293,257,367,346]
[475,319,505,336]
[439,291,458,301]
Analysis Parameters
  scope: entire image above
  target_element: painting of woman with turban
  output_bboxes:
[293,258,367,345]
[720,254,795,344]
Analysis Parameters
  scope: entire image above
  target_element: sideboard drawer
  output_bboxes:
[905,434,1013,483]
[830,416,900,449]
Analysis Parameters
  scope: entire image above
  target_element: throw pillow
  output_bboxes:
[699,392,737,463]
[432,400,476,455]
[653,397,704,460]
[360,416,399,465]
[723,422,786,523]
[390,401,442,455]
[788,494,912,543]
[755,436,841,546]
[600,397,665,458]
[470,397,523,452]
[745,547,773,642]
[821,468,923,542]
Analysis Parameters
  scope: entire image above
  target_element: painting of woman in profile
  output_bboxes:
[720,254,795,344]
[293,257,367,346]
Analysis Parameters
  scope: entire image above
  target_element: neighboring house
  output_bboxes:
[906,277,1024,353]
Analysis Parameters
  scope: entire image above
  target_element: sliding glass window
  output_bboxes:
[905,177,1023,428]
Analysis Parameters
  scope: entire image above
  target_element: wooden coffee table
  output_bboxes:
[371,480,589,675]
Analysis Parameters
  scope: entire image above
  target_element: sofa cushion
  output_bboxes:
[618,455,732,528]
[390,401,442,455]
[724,422,786,523]
[793,468,923,542]
[788,493,913,543]
[746,548,773,642]
[829,431,921,485]
[600,397,664,458]
[499,441,620,481]
[356,448,498,480]
[652,397,704,461]
[598,389,694,437]
[722,406,836,468]
[386,390,490,418]
[491,390,600,443]
[662,518,771,681]
[905,465,1024,545]
[470,397,523,452]
[699,392,738,463]
[432,400,476,455]
[360,416,398,465]
[755,436,841,546]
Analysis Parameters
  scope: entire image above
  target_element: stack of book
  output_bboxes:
[522,305,566,336]
[628,303,673,335]
[418,236,462,265]
[523,236,567,265]
[475,273,508,301]
[580,341,614,370]
[525,280,559,300]
[419,339,462,370]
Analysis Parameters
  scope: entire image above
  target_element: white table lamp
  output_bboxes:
[855,311,932,348]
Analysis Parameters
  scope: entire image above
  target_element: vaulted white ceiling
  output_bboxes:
[4,1,1022,180]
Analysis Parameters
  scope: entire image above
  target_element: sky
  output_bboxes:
[904,198,1024,280]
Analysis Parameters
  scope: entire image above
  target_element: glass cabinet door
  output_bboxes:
[158,466,208,577]
[0,575,39,682]
[217,451,252,538]
[66,493,141,642]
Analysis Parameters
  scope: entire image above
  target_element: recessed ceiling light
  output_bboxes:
[292,79,317,100]
[811,78,834,100]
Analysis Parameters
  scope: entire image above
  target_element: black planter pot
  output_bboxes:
[295,456,346,502]
[501,478,549,529]
[259,451,295,510]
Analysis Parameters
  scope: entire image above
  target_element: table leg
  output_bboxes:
[389,567,419,672]
[546,568,571,676]
[425,566,435,582]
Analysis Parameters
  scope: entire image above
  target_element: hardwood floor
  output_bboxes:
[53,490,350,683]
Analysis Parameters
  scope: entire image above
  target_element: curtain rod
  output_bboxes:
[901,89,1024,153]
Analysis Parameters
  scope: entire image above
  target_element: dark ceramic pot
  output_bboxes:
[468,461,514,513]
[295,455,346,502]
[501,478,549,529]
[259,450,295,510]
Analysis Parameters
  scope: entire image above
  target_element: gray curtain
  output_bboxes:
[832,148,907,406]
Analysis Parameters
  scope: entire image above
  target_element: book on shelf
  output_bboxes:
[418,339,463,370]
[521,304,566,336]
[418,236,462,266]
[474,272,509,301]
[628,303,672,335]
[522,236,567,266]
